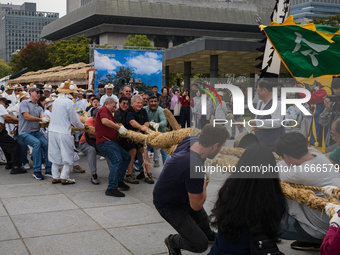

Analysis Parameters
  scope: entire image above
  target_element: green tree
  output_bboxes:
[0,59,12,78]
[8,41,52,72]
[113,66,134,93]
[49,35,91,66]
[313,14,340,27]
[123,35,154,49]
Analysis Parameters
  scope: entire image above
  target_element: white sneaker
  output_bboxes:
[78,151,85,156]
[99,156,105,161]
[41,164,45,170]
[23,163,30,170]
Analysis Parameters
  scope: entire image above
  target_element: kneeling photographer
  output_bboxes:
[320,77,340,149]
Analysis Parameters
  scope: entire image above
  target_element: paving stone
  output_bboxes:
[12,209,101,238]
[0,183,60,199]
[0,239,29,255]
[84,203,164,229]
[0,202,7,217]
[107,222,176,255]
[53,176,108,193]
[0,172,48,185]
[127,181,156,203]
[0,216,20,241]
[2,194,78,216]
[24,229,131,255]
[65,191,140,209]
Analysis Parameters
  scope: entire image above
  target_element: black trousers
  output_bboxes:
[156,206,213,253]
[0,130,22,167]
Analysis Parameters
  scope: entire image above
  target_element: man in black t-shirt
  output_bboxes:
[122,94,153,184]
[153,124,229,254]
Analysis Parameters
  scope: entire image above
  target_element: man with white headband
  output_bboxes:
[48,80,88,185]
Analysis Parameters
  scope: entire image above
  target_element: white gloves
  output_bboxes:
[322,185,338,197]
[153,123,159,131]
[150,121,159,131]
[118,126,127,135]
[42,117,50,124]
[325,203,340,227]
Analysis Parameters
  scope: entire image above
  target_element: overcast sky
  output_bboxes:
[2,0,66,17]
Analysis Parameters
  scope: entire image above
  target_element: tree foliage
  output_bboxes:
[8,41,52,73]
[49,35,91,66]
[123,35,154,48]
[98,66,153,94]
[0,59,12,78]
[313,14,340,27]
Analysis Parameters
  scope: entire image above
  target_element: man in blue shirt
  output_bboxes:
[153,124,229,254]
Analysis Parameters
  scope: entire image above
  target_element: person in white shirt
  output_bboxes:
[100,84,119,108]
[249,80,285,151]
[276,132,340,251]
[3,85,16,107]
[43,84,52,98]
[0,98,26,174]
[48,80,88,185]
[285,104,301,123]
[83,90,94,110]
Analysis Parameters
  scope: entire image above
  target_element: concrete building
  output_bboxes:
[291,0,340,23]
[66,0,275,14]
[43,0,271,49]
[0,3,21,11]
[0,2,59,62]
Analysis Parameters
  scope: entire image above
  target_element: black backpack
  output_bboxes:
[250,234,284,255]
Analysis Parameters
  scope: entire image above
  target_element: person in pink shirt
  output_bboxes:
[321,203,340,255]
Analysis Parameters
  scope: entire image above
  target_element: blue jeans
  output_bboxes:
[19,131,51,173]
[15,135,28,165]
[97,140,131,190]
[279,214,324,244]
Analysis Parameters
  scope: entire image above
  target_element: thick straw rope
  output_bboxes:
[38,112,340,214]
[281,182,338,216]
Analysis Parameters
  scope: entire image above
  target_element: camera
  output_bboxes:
[327,95,340,102]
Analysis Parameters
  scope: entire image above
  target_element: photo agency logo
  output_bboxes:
[199,83,312,128]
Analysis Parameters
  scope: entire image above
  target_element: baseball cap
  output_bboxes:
[30,88,40,93]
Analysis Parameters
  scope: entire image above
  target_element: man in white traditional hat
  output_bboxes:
[43,84,52,98]
[3,85,16,107]
[48,80,88,184]
[100,84,119,108]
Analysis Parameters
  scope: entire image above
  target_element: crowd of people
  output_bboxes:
[1,78,340,255]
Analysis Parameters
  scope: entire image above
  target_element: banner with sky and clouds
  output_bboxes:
[94,48,163,94]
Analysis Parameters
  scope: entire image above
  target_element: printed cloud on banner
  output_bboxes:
[94,50,123,71]
[126,52,162,75]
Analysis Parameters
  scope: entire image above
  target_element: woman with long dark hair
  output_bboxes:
[208,144,286,255]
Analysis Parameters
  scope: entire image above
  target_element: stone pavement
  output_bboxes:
[0,136,320,255]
